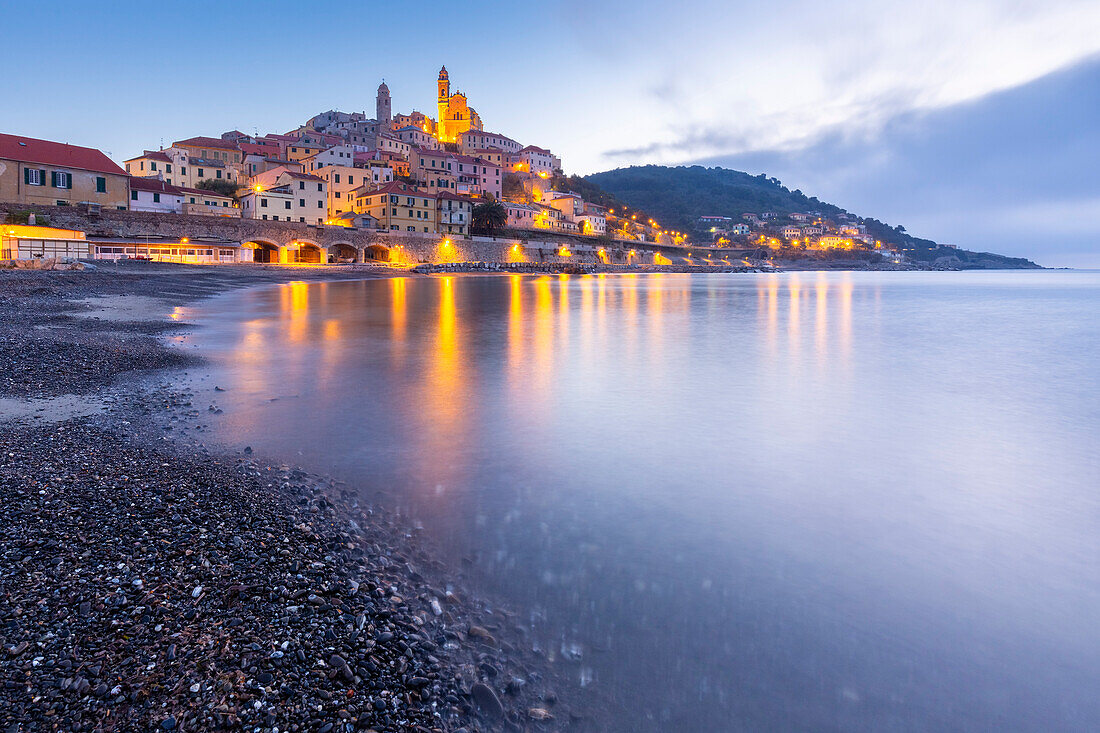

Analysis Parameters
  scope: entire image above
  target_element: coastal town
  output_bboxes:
[1,67,906,268]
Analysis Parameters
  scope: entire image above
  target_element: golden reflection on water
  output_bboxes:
[788,273,802,360]
[816,272,829,365]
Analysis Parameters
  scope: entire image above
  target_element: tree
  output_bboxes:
[195,178,239,200]
[471,200,507,234]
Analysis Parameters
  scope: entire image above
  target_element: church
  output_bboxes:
[435,66,482,143]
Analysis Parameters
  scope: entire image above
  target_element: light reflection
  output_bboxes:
[788,274,801,359]
[815,272,829,364]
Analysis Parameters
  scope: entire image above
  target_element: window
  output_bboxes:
[317,201,323,208]
[166,164,172,173]
[301,217,306,223]
[261,198,268,208]
[197,169,204,177]
[131,190,138,201]
[215,170,222,179]
[298,181,304,190]
[151,162,158,171]
[153,193,161,203]
[262,214,268,220]
[334,174,340,184]
[180,167,186,175]
[317,183,323,192]
[51,171,72,189]
[285,201,292,210]
[190,197,196,204]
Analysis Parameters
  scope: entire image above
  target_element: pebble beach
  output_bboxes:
[0,263,586,733]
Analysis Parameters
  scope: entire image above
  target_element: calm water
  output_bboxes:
[182,271,1100,731]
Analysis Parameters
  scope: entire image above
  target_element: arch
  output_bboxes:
[364,243,391,262]
[294,242,323,264]
[331,243,358,263]
[244,240,280,264]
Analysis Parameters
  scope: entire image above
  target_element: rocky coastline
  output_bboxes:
[0,263,592,733]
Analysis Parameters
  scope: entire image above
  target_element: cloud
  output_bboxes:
[692,56,1100,265]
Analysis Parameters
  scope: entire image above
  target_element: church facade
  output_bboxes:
[435,66,482,144]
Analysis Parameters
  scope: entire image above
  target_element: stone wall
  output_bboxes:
[1,202,755,265]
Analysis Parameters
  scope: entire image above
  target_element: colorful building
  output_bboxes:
[0,133,129,210]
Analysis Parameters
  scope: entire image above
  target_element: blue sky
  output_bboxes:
[1,0,1096,265]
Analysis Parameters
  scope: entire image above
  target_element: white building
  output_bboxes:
[129,177,184,213]
[242,167,327,224]
[458,130,521,155]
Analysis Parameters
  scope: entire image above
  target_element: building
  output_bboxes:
[1,225,89,260]
[409,149,457,192]
[436,192,475,236]
[394,125,441,150]
[393,111,434,135]
[504,201,538,229]
[789,213,810,222]
[781,226,803,239]
[458,130,521,155]
[452,154,501,199]
[699,215,733,226]
[349,181,436,233]
[576,202,608,235]
[89,237,248,264]
[508,146,560,177]
[178,186,238,216]
[283,138,326,162]
[171,137,243,185]
[435,66,483,143]
[730,223,750,235]
[376,82,392,126]
[129,177,184,213]
[241,167,327,224]
[0,133,129,210]
[375,134,412,159]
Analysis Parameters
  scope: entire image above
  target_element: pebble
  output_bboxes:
[0,269,579,732]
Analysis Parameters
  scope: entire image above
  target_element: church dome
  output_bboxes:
[438,65,449,80]
[377,81,389,93]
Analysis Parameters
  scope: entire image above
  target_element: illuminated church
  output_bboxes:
[435,66,482,143]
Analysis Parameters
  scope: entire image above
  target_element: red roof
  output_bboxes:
[177,185,233,199]
[173,136,241,151]
[125,150,171,163]
[436,191,477,202]
[0,133,126,176]
[368,181,432,197]
[518,145,551,154]
[238,143,270,156]
[129,177,183,195]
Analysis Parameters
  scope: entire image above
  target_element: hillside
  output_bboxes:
[582,165,1039,268]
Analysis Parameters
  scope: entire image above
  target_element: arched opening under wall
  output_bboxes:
[331,243,358,263]
[294,242,323,264]
[247,241,280,263]
[364,244,391,262]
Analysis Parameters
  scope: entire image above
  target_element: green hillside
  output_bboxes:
[582,165,1039,267]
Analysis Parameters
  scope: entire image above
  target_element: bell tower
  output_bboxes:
[437,66,450,140]
[376,80,391,126]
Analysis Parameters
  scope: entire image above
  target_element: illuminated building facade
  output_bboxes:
[435,66,483,144]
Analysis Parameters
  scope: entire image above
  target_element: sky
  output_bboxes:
[1,0,1096,265]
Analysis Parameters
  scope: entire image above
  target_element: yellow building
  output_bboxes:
[0,133,129,210]
[350,181,437,233]
[435,66,483,144]
[1,225,89,260]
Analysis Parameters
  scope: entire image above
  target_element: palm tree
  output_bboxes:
[471,199,507,234]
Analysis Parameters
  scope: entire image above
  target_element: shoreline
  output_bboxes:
[0,262,594,732]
